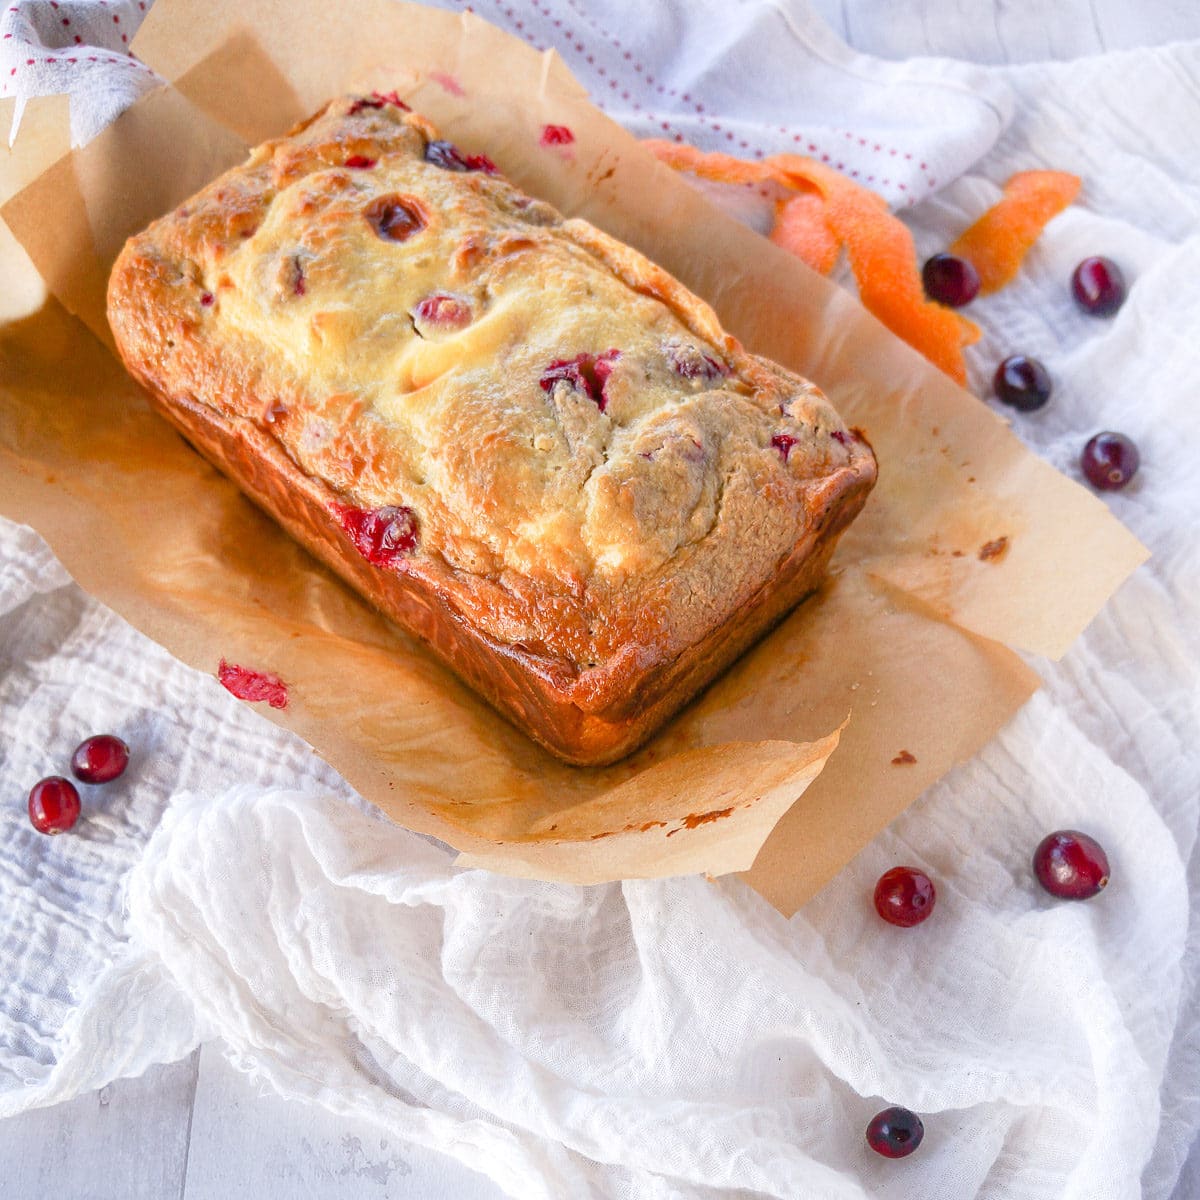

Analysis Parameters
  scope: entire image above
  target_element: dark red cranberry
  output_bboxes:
[993,355,1052,411]
[866,1107,924,1159]
[344,155,377,169]
[1033,830,1110,899]
[71,735,130,784]
[1081,432,1139,491]
[771,433,798,462]
[874,866,936,927]
[28,776,81,835]
[540,124,575,146]
[424,140,497,174]
[1071,257,1126,316]
[365,196,426,243]
[540,350,621,411]
[199,292,214,307]
[922,253,980,307]
[336,504,419,567]
[413,293,472,329]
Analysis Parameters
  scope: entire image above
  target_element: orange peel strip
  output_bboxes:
[641,138,782,187]
[949,170,1081,294]
[770,192,840,275]
[643,141,979,383]
[770,156,979,384]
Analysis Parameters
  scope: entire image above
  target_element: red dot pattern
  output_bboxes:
[1,0,158,109]
[440,0,939,204]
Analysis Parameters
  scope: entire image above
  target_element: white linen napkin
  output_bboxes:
[2,3,1199,1198]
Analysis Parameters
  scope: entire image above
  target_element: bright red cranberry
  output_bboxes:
[365,196,426,242]
[771,433,798,462]
[336,504,419,567]
[28,776,81,835]
[994,355,1052,411]
[540,350,621,411]
[540,124,575,146]
[1033,830,1110,899]
[866,1107,924,1159]
[922,253,980,307]
[1071,257,1126,316]
[71,735,130,784]
[874,866,936,927]
[344,155,377,169]
[424,140,497,174]
[1081,432,1139,491]
[413,293,472,330]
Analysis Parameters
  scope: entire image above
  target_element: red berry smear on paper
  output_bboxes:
[218,660,289,710]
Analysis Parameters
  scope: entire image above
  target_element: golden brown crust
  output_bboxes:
[106,95,877,765]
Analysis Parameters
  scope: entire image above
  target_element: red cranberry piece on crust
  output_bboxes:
[671,345,728,381]
[540,350,621,412]
[365,196,426,243]
[540,124,575,146]
[771,433,798,461]
[337,504,419,567]
[71,735,130,784]
[29,776,81,835]
[413,293,472,331]
[344,155,378,169]
[424,140,497,174]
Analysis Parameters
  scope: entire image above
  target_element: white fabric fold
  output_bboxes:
[1,3,1198,1198]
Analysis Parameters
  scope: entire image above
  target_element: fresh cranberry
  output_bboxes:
[922,253,980,307]
[771,433,798,462]
[1071,257,1126,316]
[866,1107,924,1159]
[540,124,575,146]
[365,196,426,243]
[993,355,1052,411]
[1033,830,1110,899]
[873,866,936,928]
[424,140,497,174]
[336,504,419,567]
[28,776,81,835]
[540,350,621,412]
[71,735,130,784]
[413,293,472,329]
[1081,432,1139,491]
[344,155,377,169]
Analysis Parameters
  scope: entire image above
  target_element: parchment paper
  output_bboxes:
[0,0,1147,913]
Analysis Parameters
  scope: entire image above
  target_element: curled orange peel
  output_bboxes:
[643,139,978,384]
[770,192,840,275]
[949,170,1081,294]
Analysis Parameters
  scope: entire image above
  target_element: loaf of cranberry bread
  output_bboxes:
[106,94,877,766]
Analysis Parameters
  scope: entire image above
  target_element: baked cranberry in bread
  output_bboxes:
[106,95,877,765]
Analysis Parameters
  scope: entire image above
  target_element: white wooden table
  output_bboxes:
[4,3,1196,1197]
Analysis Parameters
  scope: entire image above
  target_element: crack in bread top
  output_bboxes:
[108,97,865,680]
